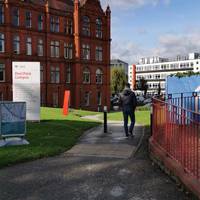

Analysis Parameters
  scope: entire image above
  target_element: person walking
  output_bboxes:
[119,83,137,137]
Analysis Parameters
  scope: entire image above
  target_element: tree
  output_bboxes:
[111,67,127,95]
[137,77,148,97]
[170,71,200,78]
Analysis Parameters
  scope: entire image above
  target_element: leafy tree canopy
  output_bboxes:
[170,71,200,78]
[111,67,127,95]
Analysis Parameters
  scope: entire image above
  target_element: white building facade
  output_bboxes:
[129,53,200,95]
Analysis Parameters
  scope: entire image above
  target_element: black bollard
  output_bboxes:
[104,106,107,133]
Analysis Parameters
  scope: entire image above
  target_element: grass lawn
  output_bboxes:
[107,111,150,126]
[0,108,100,169]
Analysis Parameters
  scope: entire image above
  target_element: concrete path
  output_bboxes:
[0,123,191,200]
[66,124,142,159]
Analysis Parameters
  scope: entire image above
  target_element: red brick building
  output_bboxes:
[0,0,111,111]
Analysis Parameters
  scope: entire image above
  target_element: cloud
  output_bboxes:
[111,40,150,64]
[153,32,200,57]
[101,0,170,10]
[135,28,148,35]
[111,31,200,64]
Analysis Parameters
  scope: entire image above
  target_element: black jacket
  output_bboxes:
[119,88,137,111]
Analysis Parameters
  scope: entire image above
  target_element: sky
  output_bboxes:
[101,0,200,64]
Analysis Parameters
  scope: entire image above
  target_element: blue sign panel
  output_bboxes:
[0,102,26,137]
[166,75,200,123]
[166,75,200,97]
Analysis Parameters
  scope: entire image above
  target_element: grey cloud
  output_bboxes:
[101,0,170,9]
[112,31,200,64]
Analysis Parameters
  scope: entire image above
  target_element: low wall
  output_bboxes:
[149,137,200,199]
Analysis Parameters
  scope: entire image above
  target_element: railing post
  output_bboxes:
[150,104,153,136]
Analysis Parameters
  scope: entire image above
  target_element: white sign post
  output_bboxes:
[12,62,40,121]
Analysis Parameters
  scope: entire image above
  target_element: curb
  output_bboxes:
[130,125,146,159]
[79,125,103,140]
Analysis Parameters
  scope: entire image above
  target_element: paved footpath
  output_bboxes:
[0,122,192,200]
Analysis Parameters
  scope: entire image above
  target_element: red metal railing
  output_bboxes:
[152,97,200,181]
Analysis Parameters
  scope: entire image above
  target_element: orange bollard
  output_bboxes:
[63,90,70,116]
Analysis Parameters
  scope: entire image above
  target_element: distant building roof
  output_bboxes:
[111,59,128,65]
[137,53,200,65]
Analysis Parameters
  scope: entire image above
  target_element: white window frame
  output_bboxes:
[13,35,20,54]
[0,33,5,53]
[26,37,32,56]
[37,39,44,56]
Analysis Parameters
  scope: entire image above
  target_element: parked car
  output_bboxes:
[111,95,120,111]
[143,98,152,104]
[136,96,145,102]
[136,96,145,106]
[111,95,120,107]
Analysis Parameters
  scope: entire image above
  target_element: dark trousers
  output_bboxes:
[123,109,135,135]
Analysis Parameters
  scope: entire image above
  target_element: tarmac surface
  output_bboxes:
[0,122,192,200]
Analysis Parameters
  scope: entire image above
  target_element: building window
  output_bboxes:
[37,39,44,56]
[50,66,60,83]
[55,17,59,32]
[50,16,54,32]
[40,92,45,106]
[50,41,60,58]
[25,11,31,28]
[96,68,103,84]
[0,92,3,101]
[12,8,19,26]
[83,68,90,84]
[0,33,5,52]
[13,35,20,54]
[40,65,44,83]
[66,64,71,83]
[38,14,43,31]
[53,92,58,107]
[64,43,73,59]
[64,19,73,35]
[82,44,90,60]
[26,37,32,55]
[0,63,5,82]
[0,4,4,24]
[96,46,103,61]
[96,18,102,38]
[97,91,102,106]
[50,16,59,32]
[84,92,90,106]
[82,16,90,36]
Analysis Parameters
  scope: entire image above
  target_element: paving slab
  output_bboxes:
[66,123,140,159]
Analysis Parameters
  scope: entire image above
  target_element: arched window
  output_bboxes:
[83,68,90,84]
[82,16,90,36]
[96,18,102,38]
[96,68,103,84]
